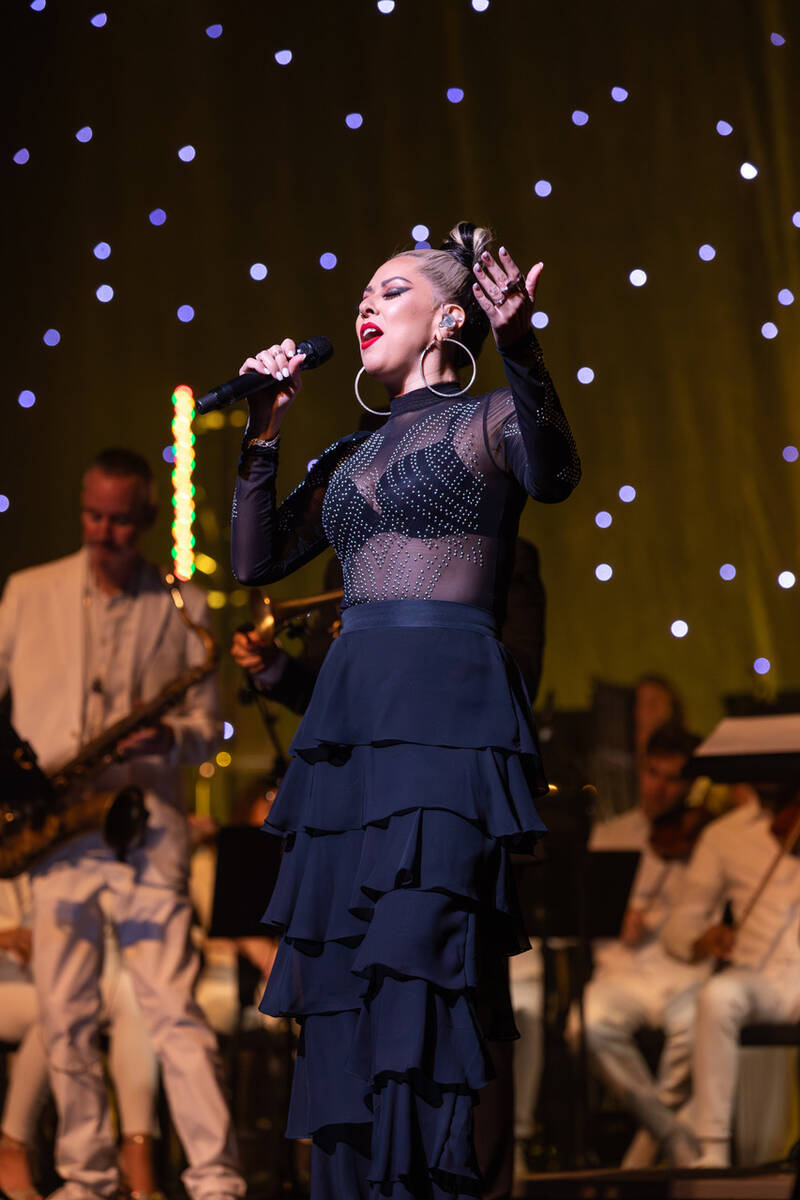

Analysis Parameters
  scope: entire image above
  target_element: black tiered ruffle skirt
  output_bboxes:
[258,600,547,1199]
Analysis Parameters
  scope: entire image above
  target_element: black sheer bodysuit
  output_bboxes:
[231,335,581,616]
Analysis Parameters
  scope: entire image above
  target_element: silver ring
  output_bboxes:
[501,276,527,297]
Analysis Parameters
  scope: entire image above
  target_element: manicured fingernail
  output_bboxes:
[282,368,290,379]
[482,251,491,260]
[475,262,483,272]
[499,246,507,255]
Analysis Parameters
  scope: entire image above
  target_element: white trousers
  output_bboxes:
[509,955,544,1140]
[583,969,700,1141]
[0,967,158,1144]
[693,965,800,1143]
[31,852,244,1200]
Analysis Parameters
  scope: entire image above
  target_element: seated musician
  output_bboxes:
[583,722,709,1168]
[0,448,244,1200]
[662,778,800,1168]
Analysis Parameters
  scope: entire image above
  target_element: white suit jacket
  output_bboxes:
[0,548,220,811]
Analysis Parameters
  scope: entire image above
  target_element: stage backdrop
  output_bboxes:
[3,0,799,786]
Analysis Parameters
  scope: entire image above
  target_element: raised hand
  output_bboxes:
[471,246,543,349]
[239,337,306,439]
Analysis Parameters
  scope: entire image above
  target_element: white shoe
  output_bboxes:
[621,1127,660,1169]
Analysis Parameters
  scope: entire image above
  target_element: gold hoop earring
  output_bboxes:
[354,366,391,416]
[419,338,477,398]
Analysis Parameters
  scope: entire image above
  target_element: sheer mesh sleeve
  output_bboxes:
[231,432,369,585]
[482,333,581,503]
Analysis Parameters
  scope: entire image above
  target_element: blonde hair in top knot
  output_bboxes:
[403,221,495,368]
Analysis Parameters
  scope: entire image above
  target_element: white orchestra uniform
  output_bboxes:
[0,877,159,1147]
[0,548,244,1200]
[662,798,800,1166]
[585,810,712,1156]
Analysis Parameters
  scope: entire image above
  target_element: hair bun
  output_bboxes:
[439,221,494,266]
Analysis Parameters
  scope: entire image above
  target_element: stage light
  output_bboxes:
[171,384,196,581]
[754,658,771,675]
[719,564,736,580]
[75,126,93,143]
[411,224,430,241]
[249,262,268,281]
[793,213,800,228]
[740,162,758,179]
[778,289,794,305]
[30,0,45,10]
[531,312,549,329]
[716,120,733,136]
[43,329,60,346]
[17,390,36,409]
[177,305,195,323]
[761,322,778,339]
[149,208,167,226]
[778,571,796,589]
[320,252,338,270]
[13,149,30,165]
[698,244,716,260]
[90,12,107,26]
[195,553,218,575]
[629,269,647,286]
[572,110,589,126]
[178,145,196,162]
[345,113,363,129]
[162,446,175,463]
[95,284,113,302]
[223,722,234,740]
[447,88,465,103]
[472,0,490,9]
[595,511,612,528]
[414,241,431,249]
[93,242,111,259]
[376,0,395,11]
[274,50,292,65]
[619,485,636,502]
[611,86,628,102]
[199,762,215,778]
[0,496,9,513]
[577,367,595,384]
[670,620,689,638]
[534,180,552,197]
[770,32,785,46]
[205,24,222,38]
[216,751,232,768]
[595,563,613,581]
[782,446,799,462]
[207,591,226,609]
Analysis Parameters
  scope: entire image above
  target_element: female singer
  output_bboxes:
[230,223,581,1199]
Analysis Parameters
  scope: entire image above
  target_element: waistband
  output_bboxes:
[340,600,497,637]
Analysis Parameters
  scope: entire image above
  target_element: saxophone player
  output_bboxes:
[0,449,244,1200]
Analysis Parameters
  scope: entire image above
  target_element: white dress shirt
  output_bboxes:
[662,799,800,976]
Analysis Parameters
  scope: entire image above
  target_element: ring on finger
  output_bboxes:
[501,276,527,297]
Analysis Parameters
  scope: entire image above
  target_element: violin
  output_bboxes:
[648,799,716,861]
[770,802,800,853]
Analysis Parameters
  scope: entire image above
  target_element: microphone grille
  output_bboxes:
[297,335,334,369]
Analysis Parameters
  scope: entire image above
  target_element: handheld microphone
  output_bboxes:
[196,335,334,415]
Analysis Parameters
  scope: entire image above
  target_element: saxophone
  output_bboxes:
[0,572,219,878]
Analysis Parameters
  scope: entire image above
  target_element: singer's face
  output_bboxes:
[81,469,151,578]
[356,256,440,385]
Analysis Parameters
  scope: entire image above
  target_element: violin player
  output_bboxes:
[662,760,800,1169]
[583,722,711,1168]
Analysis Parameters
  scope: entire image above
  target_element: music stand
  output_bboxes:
[208,825,283,940]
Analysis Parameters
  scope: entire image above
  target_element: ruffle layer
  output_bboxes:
[266,741,547,843]
[263,806,529,950]
[290,623,541,756]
